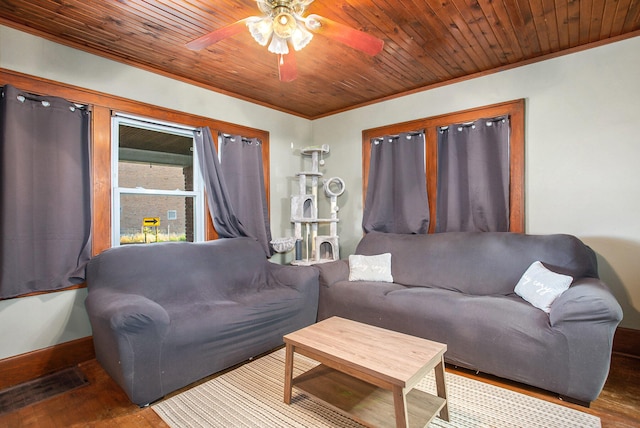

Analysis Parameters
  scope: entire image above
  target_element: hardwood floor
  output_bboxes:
[0,352,638,427]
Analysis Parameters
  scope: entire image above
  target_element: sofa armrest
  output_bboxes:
[86,289,170,334]
[85,289,170,405]
[268,262,319,292]
[549,278,623,327]
[313,260,350,288]
[267,263,320,327]
[548,277,622,401]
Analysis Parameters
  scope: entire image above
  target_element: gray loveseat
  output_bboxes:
[314,231,623,405]
[85,237,319,406]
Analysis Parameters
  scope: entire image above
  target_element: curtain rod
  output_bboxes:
[221,133,261,144]
[2,86,88,110]
[371,130,424,143]
[439,115,508,131]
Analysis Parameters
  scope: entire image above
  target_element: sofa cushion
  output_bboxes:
[355,231,598,296]
[348,253,394,282]
[515,261,573,313]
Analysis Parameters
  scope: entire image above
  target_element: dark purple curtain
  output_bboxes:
[435,116,510,232]
[219,134,273,257]
[362,131,430,234]
[0,85,92,299]
[193,128,273,257]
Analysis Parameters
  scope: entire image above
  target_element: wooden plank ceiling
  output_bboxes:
[1,0,638,119]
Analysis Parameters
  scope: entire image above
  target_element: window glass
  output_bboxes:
[119,194,195,244]
[112,116,204,246]
[118,125,193,191]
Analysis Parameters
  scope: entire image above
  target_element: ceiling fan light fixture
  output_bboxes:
[187,0,383,82]
[247,16,273,46]
[272,13,297,38]
[256,0,274,15]
[268,34,289,54]
[304,15,321,31]
[290,24,313,51]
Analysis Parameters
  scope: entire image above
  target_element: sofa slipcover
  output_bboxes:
[314,231,622,404]
[85,237,319,406]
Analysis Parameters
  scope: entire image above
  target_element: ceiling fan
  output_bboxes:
[186,0,385,82]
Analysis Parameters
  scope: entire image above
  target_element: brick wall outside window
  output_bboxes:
[119,162,191,240]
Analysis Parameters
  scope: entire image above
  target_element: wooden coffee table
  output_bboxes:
[283,317,449,428]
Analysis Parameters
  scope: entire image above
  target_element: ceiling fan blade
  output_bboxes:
[187,18,250,51]
[278,51,298,82]
[305,14,384,56]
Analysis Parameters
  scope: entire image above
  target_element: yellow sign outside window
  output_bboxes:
[142,217,161,227]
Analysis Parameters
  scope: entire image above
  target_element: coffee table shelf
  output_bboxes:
[293,364,447,428]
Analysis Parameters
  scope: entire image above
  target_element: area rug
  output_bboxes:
[153,348,600,428]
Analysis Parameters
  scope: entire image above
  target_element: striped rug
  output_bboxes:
[153,348,600,428]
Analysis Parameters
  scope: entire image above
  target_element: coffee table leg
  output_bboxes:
[434,356,449,421]
[392,386,409,428]
[284,343,294,404]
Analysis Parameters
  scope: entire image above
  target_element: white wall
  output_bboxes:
[0,25,312,359]
[313,36,640,329]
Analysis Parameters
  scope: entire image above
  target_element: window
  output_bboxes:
[362,99,525,233]
[2,68,271,292]
[112,114,204,246]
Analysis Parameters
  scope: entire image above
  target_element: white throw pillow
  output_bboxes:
[348,253,394,283]
[515,261,573,313]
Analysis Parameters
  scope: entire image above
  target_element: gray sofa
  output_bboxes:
[85,237,319,406]
[314,231,623,405]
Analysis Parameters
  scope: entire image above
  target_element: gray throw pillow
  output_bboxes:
[515,261,573,313]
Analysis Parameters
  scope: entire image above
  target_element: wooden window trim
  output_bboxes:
[0,68,270,297]
[362,99,525,233]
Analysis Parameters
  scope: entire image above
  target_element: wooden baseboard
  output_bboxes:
[613,327,640,359]
[0,336,95,390]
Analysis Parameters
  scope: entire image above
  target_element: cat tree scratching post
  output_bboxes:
[284,144,344,265]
